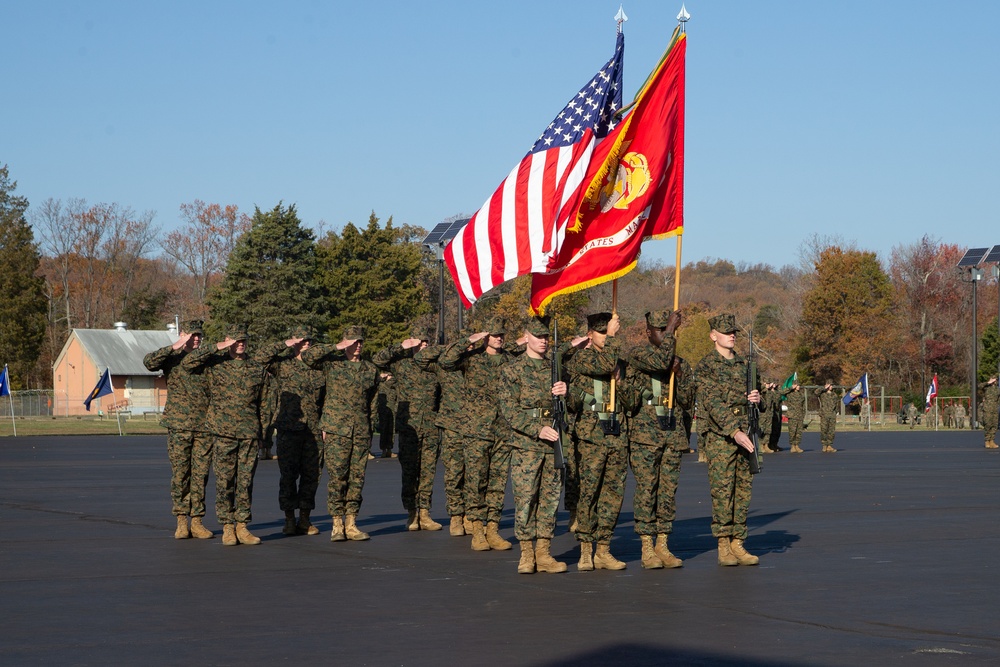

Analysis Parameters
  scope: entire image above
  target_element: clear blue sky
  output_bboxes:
[3,1,998,270]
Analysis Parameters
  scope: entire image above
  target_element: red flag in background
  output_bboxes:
[531,29,686,314]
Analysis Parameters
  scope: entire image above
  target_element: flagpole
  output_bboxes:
[608,279,619,412]
[109,368,123,437]
[6,366,15,437]
[666,235,683,416]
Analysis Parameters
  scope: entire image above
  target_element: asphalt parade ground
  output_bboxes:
[1,430,998,666]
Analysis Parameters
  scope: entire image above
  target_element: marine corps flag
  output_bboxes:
[530,28,686,314]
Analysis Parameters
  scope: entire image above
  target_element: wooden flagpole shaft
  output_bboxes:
[667,235,683,410]
[609,279,619,412]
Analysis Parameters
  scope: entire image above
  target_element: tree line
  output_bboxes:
[1,162,997,404]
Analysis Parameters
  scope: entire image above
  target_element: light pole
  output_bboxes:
[421,218,469,344]
[958,248,989,427]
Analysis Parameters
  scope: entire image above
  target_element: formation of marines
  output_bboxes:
[148,309,1000,573]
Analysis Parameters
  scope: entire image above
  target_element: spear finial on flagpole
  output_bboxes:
[615,5,628,34]
[677,4,691,32]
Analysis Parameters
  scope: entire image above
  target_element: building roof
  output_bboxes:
[71,329,179,376]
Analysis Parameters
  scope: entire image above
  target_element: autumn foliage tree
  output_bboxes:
[796,247,899,385]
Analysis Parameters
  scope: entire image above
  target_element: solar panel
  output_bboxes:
[982,245,1000,264]
[421,219,469,247]
[958,247,990,267]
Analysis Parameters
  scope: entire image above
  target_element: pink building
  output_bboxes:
[52,323,177,417]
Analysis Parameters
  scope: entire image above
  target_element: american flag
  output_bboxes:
[445,33,625,308]
[925,374,938,412]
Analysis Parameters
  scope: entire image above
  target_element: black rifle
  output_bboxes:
[551,322,568,469]
[745,329,763,474]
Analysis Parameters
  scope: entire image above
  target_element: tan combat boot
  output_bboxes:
[235,522,261,545]
[283,510,298,536]
[330,516,346,542]
[517,540,535,574]
[567,509,579,534]
[987,442,999,449]
[534,538,567,573]
[298,509,319,536]
[485,521,512,550]
[449,515,465,536]
[578,542,594,571]
[730,538,759,565]
[222,523,237,546]
[717,537,738,566]
[697,450,707,463]
[406,509,419,531]
[594,541,627,570]
[640,535,664,569]
[791,444,803,453]
[654,534,683,568]
[418,509,442,531]
[471,520,490,551]
[174,515,190,539]
[190,516,213,539]
[463,515,474,534]
[345,514,370,541]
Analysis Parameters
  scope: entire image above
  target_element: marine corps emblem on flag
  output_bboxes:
[593,143,652,214]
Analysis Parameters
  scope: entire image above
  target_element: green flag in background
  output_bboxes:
[780,372,797,399]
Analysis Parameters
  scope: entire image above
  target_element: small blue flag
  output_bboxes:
[84,369,113,411]
[0,365,11,397]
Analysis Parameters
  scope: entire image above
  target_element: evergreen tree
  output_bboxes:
[980,320,999,383]
[0,165,47,388]
[206,203,320,343]
[315,212,430,354]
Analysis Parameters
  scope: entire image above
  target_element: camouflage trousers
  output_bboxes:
[563,435,580,513]
[399,424,440,510]
[574,440,627,543]
[213,436,259,524]
[787,417,804,449]
[167,429,212,517]
[277,428,321,512]
[983,412,998,444]
[440,428,466,516]
[704,432,753,540]
[629,444,681,536]
[820,415,837,447]
[324,431,370,516]
[510,448,562,541]
[464,435,511,523]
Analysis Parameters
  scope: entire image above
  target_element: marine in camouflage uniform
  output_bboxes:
[624,309,688,569]
[182,323,268,546]
[759,381,783,452]
[143,319,213,540]
[907,403,918,429]
[498,316,577,574]
[568,312,638,571]
[374,327,443,532]
[694,313,762,566]
[979,378,999,448]
[374,375,396,458]
[955,403,967,429]
[439,318,521,551]
[302,325,382,542]
[258,326,326,536]
[784,383,806,453]
[814,382,840,452]
[418,339,469,536]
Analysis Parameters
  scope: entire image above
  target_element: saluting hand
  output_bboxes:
[336,338,357,351]
[216,337,236,351]
[285,337,304,347]
[468,332,489,344]
[173,332,192,350]
[401,338,423,349]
